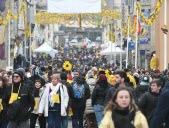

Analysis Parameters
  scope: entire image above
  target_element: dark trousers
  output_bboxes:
[30,113,46,128]
[72,108,85,128]
[0,121,8,128]
[48,111,62,128]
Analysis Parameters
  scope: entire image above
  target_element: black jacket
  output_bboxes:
[61,80,73,98]
[135,85,149,104]
[2,83,35,122]
[92,81,110,106]
[138,91,160,123]
[150,82,169,128]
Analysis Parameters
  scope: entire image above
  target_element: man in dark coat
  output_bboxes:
[60,72,73,128]
[150,81,169,128]
[2,70,35,128]
[104,70,134,106]
[71,75,90,128]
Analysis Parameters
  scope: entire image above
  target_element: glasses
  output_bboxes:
[12,75,20,78]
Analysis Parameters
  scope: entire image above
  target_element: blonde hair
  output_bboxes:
[51,74,61,81]
[104,87,138,114]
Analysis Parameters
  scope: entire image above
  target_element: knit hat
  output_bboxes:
[35,79,43,85]
[133,73,139,78]
[17,68,25,75]
[13,71,24,81]
[154,69,160,73]
[87,70,94,78]
[140,76,150,86]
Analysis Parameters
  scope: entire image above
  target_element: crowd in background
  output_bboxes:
[0,62,169,128]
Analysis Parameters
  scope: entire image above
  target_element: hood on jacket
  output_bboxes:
[76,75,86,85]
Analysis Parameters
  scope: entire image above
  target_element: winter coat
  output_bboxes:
[38,83,69,117]
[2,83,35,122]
[91,81,110,106]
[138,91,160,124]
[100,111,148,128]
[150,82,169,128]
[135,85,149,104]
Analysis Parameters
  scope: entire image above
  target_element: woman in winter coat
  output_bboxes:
[0,76,9,128]
[30,79,46,128]
[38,74,69,128]
[92,74,110,127]
[100,87,148,128]
[138,79,162,125]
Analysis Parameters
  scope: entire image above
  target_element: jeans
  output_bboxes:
[62,116,68,128]
[30,113,46,128]
[48,111,62,128]
[72,108,85,128]
[93,104,104,127]
[0,121,8,128]
[7,120,29,128]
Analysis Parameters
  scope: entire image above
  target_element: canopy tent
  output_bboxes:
[33,42,58,58]
[100,43,125,55]
[33,42,58,53]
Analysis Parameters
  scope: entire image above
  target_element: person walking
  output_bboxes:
[100,87,148,128]
[3,70,35,128]
[30,79,46,128]
[91,74,110,127]
[38,74,69,128]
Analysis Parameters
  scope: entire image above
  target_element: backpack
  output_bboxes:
[73,83,85,99]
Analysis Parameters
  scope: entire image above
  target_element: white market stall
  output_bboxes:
[100,42,126,66]
[33,42,58,58]
[100,43,125,55]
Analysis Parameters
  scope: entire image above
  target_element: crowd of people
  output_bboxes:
[0,63,169,128]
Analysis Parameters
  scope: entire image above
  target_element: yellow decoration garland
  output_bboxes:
[63,61,72,71]
[0,1,30,38]
[35,10,121,26]
[137,0,163,25]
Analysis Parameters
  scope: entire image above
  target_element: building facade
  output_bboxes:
[151,0,169,70]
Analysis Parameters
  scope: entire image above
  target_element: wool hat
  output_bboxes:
[154,69,160,73]
[140,76,150,86]
[17,68,25,75]
[35,79,43,85]
[13,70,24,81]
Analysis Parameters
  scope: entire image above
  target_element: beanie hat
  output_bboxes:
[17,68,25,75]
[35,79,42,85]
[140,76,150,86]
[154,69,160,73]
[87,70,94,78]
[13,71,24,81]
